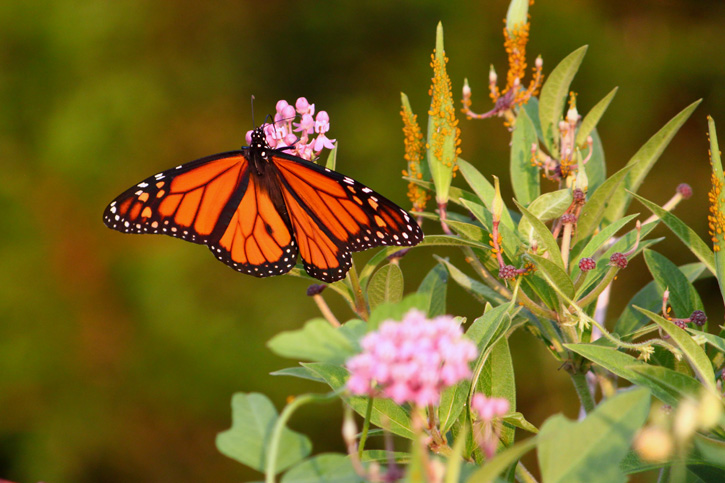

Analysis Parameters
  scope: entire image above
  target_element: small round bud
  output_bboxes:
[489,65,497,84]
[572,188,586,204]
[677,183,693,199]
[499,265,518,280]
[387,248,410,261]
[561,213,577,224]
[609,252,628,269]
[673,319,688,329]
[275,99,290,115]
[306,284,327,296]
[558,120,569,132]
[689,310,707,327]
[463,82,471,97]
[535,56,543,68]
[578,257,596,272]
[567,107,579,125]
[633,426,674,463]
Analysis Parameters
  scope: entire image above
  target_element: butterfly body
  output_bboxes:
[104,126,423,282]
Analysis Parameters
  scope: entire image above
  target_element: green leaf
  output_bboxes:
[503,412,538,434]
[538,388,650,483]
[216,393,312,473]
[517,189,573,248]
[368,264,404,311]
[693,433,725,470]
[574,164,633,243]
[436,257,507,305]
[267,318,360,364]
[418,233,492,250]
[267,319,360,364]
[522,96,544,142]
[446,218,488,242]
[565,344,679,405]
[614,263,706,336]
[475,338,516,447]
[643,249,704,319]
[324,142,338,170]
[515,201,565,268]
[634,307,716,389]
[510,107,540,205]
[585,128,607,193]
[458,158,516,231]
[526,252,575,300]
[270,366,326,382]
[690,329,725,355]
[281,454,361,483]
[602,100,701,223]
[538,46,588,156]
[417,264,448,317]
[439,379,471,436]
[633,193,715,274]
[628,364,703,399]
[368,292,428,330]
[465,438,537,483]
[303,362,415,439]
[575,87,618,147]
[465,303,513,349]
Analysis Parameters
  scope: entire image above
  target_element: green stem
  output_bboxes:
[347,262,369,321]
[265,393,337,483]
[575,266,619,309]
[357,396,374,459]
[570,371,595,414]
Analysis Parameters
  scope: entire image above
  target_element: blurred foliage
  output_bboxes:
[1,0,724,481]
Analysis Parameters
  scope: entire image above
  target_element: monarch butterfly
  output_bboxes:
[103,124,423,282]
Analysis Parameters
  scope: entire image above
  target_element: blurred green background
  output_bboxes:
[2,0,725,481]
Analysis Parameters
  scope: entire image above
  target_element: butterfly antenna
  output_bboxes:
[250,95,256,128]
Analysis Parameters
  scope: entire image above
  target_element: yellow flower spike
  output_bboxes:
[707,116,725,305]
[400,92,430,214]
[427,22,461,206]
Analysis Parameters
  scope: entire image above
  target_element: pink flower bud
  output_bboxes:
[295,97,311,114]
[275,99,289,116]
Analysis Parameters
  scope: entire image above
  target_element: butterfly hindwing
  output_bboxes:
[271,153,423,282]
[209,172,298,277]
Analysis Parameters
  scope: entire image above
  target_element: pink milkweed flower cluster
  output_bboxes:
[245,97,336,161]
[471,393,510,458]
[346,309,478,407]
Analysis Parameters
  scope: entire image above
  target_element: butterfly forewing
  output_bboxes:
[103,152,248,244]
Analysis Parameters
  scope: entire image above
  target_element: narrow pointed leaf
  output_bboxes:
[538,388,650,483]
[465,438,537,483]
[510,108,540,205]
[538,46,588,155]
[458,158,516,230]
[526,252,575,300]
[575,164,633,243]
[516,201,566,268]
[628,365,703,399]
[267,318,360,364]
[585,128,607,193]
[643,249,703,320]
[281,454,361,483]
[633,192,715,274]
[436,257,507,305]
[417,264,448,317]
[518,189,573,239]
[603,100,701,222]
[634,307,716,389]
[576,87,618,147]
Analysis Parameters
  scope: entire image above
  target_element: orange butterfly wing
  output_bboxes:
[271,153,423,282]
[104,128,423,283]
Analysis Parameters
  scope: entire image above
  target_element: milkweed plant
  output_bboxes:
[216,1,725,481]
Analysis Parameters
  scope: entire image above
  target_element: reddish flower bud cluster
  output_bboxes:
[572,188,586,204]
[690,310,707,327]
[677,183,693,199]
[609,252,628,269]
[561,213,577,224]
[499,265,518,280]
[578,257,596,272]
